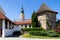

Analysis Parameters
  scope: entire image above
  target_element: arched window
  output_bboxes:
[5,20,7,29]
[29,24,31,28]
[38,21,41,27]
[25,24,27,28]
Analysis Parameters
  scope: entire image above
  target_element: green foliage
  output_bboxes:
[46,21,52,30]
[29,31,47,36]
[47,30,59,37]
[31,11,38,28]
[22,34,31,37]
[29,30,59,37]
[21,28,45,32]
[56,20,60,26]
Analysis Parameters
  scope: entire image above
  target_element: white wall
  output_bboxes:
[5,25,22,36]
[13,25,22,31]
[5,29,14,36]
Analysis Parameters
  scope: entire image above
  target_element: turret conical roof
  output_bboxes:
[36,3,56,13]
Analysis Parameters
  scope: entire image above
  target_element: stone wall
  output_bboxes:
[37,13,47,30]
[37,12,56,30]
[46,12,56,29]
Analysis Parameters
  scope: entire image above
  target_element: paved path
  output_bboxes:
[2,35,60,40]
[0,37,60,40]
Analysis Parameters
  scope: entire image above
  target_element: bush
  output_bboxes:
[47,30,59,37]
[29,31,47,36]
[21,28,45,32]
[29,30,59,37]
[22,34,31,37]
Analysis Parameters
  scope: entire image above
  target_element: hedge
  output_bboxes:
[21,28,45,32]
[29,31,47,36]
[29,30,59,37]
[47,30,59,37]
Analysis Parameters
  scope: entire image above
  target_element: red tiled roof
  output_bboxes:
[0,11,5,19]
[14,19,31,25]
[0,10,14,24]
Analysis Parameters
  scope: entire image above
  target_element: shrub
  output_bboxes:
[29,31,47,36]
[29,30,59,37]
[39,31,47,36]
[47,30,59,37]
[22,34,31,37]
[21,28,45,32]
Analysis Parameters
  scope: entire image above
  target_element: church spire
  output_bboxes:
[19,6,25,20]
[21,6,24,14]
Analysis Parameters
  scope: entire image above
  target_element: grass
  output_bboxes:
[23,35,60,39]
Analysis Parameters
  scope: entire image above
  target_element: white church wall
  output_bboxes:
[13,25,22,31]
[5,25,22,36]
[5,29,14,36]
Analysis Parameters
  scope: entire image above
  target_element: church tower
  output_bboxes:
[36,4,57,30]
[19,6,25,20]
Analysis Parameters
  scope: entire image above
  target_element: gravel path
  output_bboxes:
[2,35,60,40]
[0,37,60,40]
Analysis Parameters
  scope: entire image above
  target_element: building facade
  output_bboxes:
[0,3,58,37]
[15,6,32,28]
[15,4,57,30]
[36,4,57,30]
[0,7,21,37]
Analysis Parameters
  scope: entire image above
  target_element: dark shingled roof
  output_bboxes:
[36,3,57,13]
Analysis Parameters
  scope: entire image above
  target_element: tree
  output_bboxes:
[31,11,38,28]
[56,20,60,26]
[46,21,52,30]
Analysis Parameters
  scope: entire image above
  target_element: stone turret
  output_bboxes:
[36,3,57,30]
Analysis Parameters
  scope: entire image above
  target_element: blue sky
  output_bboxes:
[0,0,60,21]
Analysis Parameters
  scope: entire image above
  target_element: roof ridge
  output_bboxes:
[0,6,6,15]
[36,3,52,13]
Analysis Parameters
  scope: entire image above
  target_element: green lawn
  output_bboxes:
[23,35,60,39]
